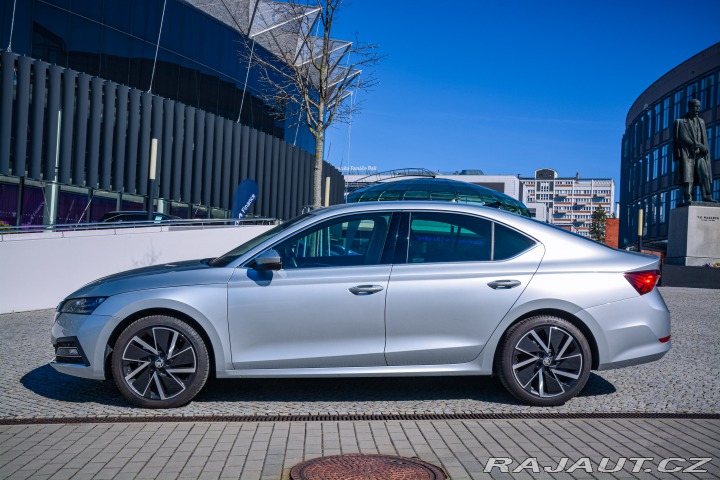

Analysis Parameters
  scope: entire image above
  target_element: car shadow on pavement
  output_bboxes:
[196,373,616,406]
[578,373,617,397]
[20,365,129,407]
[197,376,519,404]
[20,366,616,410]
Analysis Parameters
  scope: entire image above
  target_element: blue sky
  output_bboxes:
[323,0,720,182]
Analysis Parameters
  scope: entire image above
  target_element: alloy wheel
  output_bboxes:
[511,326,583,398]
[121,326,198,401]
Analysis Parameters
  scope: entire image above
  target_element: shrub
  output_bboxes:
[0,221,14,234]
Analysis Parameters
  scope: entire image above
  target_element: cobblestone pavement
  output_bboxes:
[0,419,718,479]
[0,287,718,418]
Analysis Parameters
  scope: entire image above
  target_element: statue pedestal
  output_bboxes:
[665,202,720,266]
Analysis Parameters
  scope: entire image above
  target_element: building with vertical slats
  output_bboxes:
[0,0,344,225]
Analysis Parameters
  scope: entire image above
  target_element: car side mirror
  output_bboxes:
[252,249,282,271]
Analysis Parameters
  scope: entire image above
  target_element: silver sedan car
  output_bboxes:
[51,201,671,408]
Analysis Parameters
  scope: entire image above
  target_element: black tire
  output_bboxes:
[111,315,210,408]
[496,315,591,406]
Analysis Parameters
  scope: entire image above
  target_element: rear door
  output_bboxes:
[384,211,543,366]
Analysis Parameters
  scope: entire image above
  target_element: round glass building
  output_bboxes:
[346,178,531,217]
[620,42,720,250]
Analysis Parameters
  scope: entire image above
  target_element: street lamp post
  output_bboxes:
[147,138,158,221]
[637,208,644,252]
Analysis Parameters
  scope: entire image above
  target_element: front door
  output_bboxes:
[228,212,394,370]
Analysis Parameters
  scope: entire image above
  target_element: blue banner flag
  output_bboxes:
[231,179,259,220]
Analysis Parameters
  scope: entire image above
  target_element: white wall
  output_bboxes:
[0,225,273,314]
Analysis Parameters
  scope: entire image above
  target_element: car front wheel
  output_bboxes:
[497,316,591,406]
[111,315,210,408]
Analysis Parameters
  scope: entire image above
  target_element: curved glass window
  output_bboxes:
[347,178,531,217]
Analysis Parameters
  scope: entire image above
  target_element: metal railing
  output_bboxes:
[0,217,278,235]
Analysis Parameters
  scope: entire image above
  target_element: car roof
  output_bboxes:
[308,201,606,253]
[310,201,529,224]
[224,200,653,272]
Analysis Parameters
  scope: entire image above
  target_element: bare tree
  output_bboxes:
[238,0,380,208]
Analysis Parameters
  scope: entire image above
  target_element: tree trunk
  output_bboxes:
[312,130,324,208]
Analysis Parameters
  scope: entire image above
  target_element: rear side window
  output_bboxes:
[408,213,491,263]
[407,212,535,263]
[493,223,537,260]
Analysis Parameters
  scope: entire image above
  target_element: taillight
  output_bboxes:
[624,270,661,295]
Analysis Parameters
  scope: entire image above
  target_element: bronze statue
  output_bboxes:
[673,98,715,203]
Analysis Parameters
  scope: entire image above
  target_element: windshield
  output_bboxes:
[208,213,313,267]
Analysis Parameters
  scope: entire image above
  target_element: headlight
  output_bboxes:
[58,297,107,315]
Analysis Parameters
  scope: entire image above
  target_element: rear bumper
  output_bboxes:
[597,350,669,371]
[579,289,671,370]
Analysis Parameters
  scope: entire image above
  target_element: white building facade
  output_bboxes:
[520,169,615,236]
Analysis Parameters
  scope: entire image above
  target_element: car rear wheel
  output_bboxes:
[497,316,591,406]
[111,315,209,408]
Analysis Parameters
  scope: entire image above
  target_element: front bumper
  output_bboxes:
[50,312,113,381]
[49,360,105,379]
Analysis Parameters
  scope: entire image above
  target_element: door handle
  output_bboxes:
[487,279,521,289]
[349,285,384,295]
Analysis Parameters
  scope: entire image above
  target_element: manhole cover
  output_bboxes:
[290,454,446,479]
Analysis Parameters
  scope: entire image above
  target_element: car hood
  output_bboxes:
[67,259,234,299]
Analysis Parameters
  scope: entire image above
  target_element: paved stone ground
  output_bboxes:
[0,287,718,418]
[0,419,718,479]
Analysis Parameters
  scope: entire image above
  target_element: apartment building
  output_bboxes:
[520,168,615,236]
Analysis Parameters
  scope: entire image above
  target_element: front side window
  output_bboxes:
[275,213,391,269]
[407,213,535,264]
[210,213,313,267]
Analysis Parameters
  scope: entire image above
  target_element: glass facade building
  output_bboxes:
[620,42,720,250]
[0,0,340,226]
